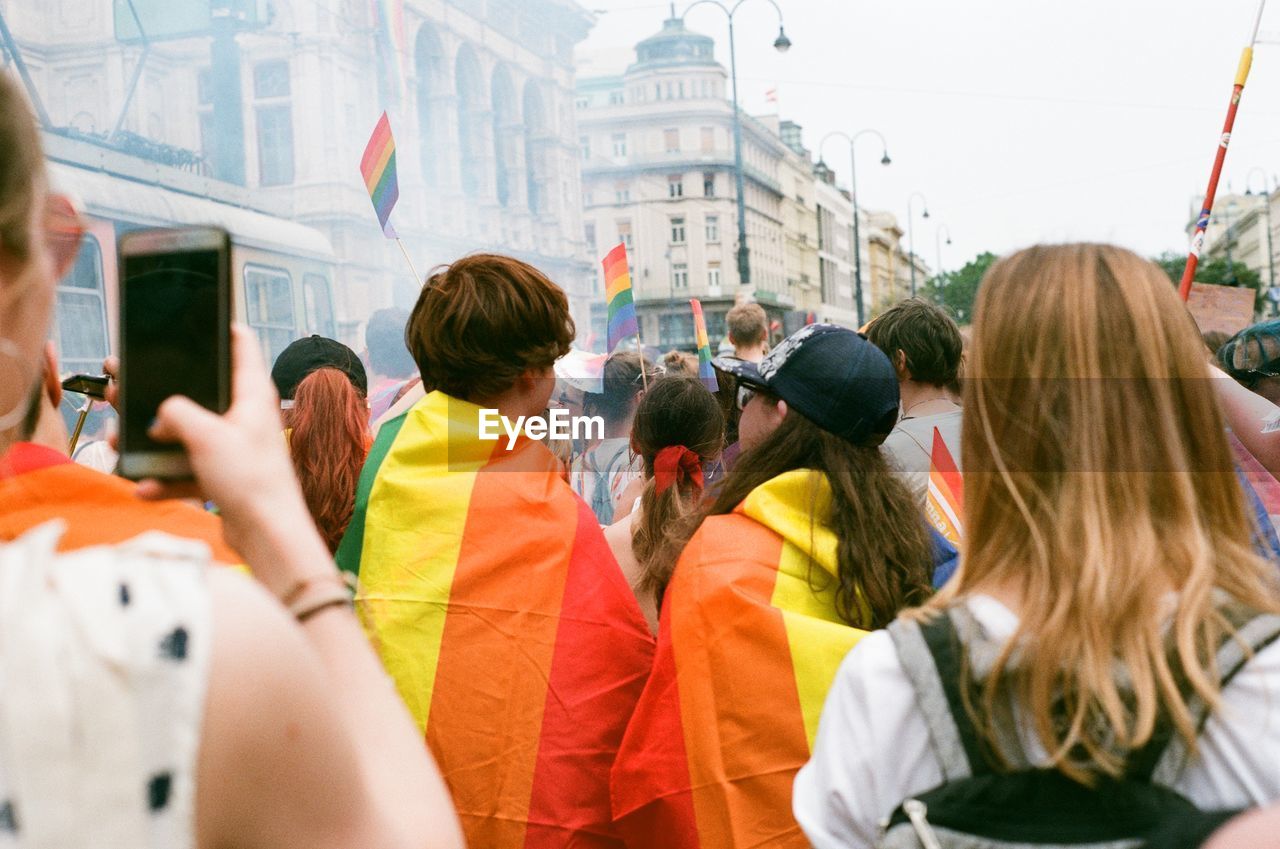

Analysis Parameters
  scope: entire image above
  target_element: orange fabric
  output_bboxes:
[614,514,809,848]
[0,444,238,563]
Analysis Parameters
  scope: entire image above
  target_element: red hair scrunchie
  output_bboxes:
[653,445,704,495]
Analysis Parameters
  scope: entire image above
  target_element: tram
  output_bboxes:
[44,135,338,433]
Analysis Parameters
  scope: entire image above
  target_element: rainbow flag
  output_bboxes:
[337,391,655,848]
[689,299,716,390]
[371,0,407,108]
[612,470,868,848]
[603,243,638,352]
[360,112,399,238]
[925,427,964,545]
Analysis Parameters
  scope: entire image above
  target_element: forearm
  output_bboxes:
[242,510,462,847]
[1213,370,1280,475]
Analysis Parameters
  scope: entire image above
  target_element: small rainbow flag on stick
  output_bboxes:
[603,243,638,353]
[689,299,717,389]
[925,427,964,545]
[360,111,399,239]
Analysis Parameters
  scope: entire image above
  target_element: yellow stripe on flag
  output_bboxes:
[356,392,494,731]
[772,543,867,747]
[606,272,632,302]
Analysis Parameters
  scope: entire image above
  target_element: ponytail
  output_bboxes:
[284,368,370,552]
[634,445,706,603]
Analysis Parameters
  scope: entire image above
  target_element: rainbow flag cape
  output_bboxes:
[337,392,655,848]
[603,243,638,352]
[612,470,868,848]
[925,427,964,546]
[360,112,399,238]
[689,299,717,390]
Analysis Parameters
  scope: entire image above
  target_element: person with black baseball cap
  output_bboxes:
[614,324,947,844]
[270,336,370,551]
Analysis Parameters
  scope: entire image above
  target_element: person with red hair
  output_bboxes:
[271,336,371,552]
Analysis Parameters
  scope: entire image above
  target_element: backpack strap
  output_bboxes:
[1149,610,1280,786]
[888,613,986,781]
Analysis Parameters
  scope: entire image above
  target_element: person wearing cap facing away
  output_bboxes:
[611,324,948,849]
[271,336,371,552]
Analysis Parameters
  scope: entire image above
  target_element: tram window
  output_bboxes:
[244,264,296,364]
[54,234,108,375]
[303,273,335,338]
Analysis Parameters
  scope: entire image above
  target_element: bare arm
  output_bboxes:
[1211,366,1280,475]
[144,327,462,849]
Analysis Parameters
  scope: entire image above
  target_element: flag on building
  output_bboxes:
[765,86,778,103]
[925,427,964,545]
[360,112,399,238]
[689,299,717,390]
[337,391,655,848]
[612,470,868,848]
[604,242,639,352]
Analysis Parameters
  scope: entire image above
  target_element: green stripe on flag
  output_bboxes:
[337,410,410,576]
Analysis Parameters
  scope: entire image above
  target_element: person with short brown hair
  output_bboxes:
[865,297,965,505]
[406,253,575,401]
[726,302,769,362]
[339,253,654,848]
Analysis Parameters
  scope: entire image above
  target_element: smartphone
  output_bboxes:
[117,227,232,480]
[60,374,108,401]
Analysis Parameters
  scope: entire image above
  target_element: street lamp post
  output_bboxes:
[1246,167,1276,309]
[906,191,930,297]
[681,0,790,299]
[934,223,952,289]
[818,128,891,327]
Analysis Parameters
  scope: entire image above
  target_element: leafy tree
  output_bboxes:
[924,252,998,325]
[1154,251,1265,311]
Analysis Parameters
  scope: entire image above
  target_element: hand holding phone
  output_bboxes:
[117,227,232,480]
[139,326,320,596]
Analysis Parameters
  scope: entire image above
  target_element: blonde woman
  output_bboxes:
[794,245,1280,847]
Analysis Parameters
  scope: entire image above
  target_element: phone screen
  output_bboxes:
[121,249,222,452]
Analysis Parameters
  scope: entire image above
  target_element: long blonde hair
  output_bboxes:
[927,244,1280,783]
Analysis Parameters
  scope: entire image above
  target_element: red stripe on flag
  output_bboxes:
[602,243,629,281]
[360,112,394,180]
[525,498,655,848]
[932,428,963,510]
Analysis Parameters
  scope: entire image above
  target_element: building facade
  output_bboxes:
[577,14,816,350]
[2,0,597,344]
[1199,191,1278,294]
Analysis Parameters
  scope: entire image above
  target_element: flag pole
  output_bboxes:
[1180,0,1268,301]
[395,236,421,285]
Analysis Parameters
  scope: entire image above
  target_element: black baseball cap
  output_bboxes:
[713,323,899,446]
[271,335,368,400]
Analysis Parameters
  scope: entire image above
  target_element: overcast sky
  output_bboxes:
[576,0,1280,273]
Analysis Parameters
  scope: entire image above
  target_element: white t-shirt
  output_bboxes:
[881,409,963,506]
[0,522,211,848]
[793,594,1280,849]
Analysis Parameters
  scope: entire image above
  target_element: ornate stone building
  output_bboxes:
[1,0,597,341]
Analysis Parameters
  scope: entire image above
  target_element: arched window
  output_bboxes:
[455,45,485,196]
[491,65,518,207]
[414,25,444,186]
[522,81,547,214]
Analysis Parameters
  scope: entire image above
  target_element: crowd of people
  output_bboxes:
[6,70,1280,848]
